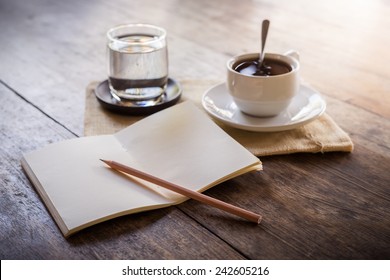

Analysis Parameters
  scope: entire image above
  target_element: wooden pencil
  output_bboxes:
[100,159,262,224]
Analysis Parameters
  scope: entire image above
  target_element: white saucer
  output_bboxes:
[202,83,326,132]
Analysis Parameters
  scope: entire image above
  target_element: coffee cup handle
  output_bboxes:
[284,50,300,61]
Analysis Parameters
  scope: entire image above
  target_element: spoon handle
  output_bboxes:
[259,19,270,64]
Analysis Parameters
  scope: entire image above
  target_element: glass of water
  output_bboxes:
[107,24,168,101]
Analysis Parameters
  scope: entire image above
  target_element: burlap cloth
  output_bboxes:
[84,80,353,156]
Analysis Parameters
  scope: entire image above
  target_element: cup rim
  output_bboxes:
[227,52,299,78]
[107,23,167,45]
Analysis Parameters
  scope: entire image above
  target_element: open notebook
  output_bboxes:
[21,102,262,237]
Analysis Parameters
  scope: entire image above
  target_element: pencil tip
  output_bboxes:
[100,159,108,164]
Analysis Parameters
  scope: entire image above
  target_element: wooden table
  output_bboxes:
[1,0,389,260]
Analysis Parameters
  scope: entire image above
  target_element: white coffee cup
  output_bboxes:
[227,51,300,117]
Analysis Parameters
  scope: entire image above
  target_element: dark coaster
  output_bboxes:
[94,78,182,115]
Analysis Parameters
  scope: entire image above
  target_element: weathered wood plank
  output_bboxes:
[1,0,390,260]
[177,96,390,259]
[1,0,389,135]
[178,145,390,259]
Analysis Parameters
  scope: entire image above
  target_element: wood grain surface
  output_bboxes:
[1,0,389,259]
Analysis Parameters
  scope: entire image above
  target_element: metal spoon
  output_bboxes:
[258,19,270,70]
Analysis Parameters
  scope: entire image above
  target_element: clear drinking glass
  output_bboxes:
[107,24,168,101]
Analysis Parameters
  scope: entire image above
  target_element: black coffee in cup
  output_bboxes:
[234,58,292,76]
[227,51,300,116]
